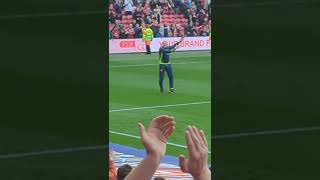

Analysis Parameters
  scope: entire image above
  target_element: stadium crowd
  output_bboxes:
[108,115,211,180]
[109,0,212,39]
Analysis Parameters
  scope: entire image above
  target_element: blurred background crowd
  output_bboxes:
[109,0,212,39]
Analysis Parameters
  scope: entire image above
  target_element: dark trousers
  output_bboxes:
[159,64,174,91]
[146,45,151,54]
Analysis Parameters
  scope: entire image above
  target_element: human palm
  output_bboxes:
[138,115,175,157]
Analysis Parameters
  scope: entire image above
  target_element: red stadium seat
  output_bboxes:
[127,15,133,19]
[162,14,169,19]
[175,14,180,18]
[169,14,174,18]
[180,14,184,18]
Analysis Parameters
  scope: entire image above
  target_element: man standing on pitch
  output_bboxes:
[158,36,184,95]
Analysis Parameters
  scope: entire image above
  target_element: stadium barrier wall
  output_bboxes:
[109,36,211,54]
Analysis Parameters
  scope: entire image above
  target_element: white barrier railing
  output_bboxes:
[109,36,211,54]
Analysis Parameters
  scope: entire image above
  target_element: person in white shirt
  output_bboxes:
[124,0,133,15]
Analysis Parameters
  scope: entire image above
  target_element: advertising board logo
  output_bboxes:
[120,41,136,48]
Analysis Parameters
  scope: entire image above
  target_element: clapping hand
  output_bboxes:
[138,115,176,158]
[179,126,211,180]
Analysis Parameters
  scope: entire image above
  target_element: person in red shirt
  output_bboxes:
[109,151,117,180]
[143,4,151,16]
[126,24,135,39]
[112,27,120,39]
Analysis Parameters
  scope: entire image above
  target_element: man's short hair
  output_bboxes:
[154,176,166,180]
[117,164,132,180]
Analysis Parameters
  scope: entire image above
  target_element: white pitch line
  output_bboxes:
[109,101,211,113]
[0,10,105,20]
[109,130,212,153]
[213,126,320,139]
[109,61,211,68]
[0,145,106,159]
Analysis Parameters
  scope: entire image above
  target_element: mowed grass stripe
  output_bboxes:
[110,101,210,112]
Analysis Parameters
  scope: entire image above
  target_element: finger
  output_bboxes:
[163,126,175,139]
[138,123,147,140]
[160,120,176,132]
[185,127,197,156]
[199,130,208,147]
[179,155,188,173]
[193,126,205,148]
[152,115,174,128]
[189,126,201,150]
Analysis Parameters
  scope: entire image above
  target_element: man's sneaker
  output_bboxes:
[169,89,175,94]
[160,90,165,95]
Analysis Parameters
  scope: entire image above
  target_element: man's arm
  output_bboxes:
[161,46,176,53]
[174,35,185,46]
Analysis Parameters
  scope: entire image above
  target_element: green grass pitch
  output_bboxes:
[109,51,212,163]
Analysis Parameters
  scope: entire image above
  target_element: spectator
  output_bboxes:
[150,0,157,10]
[191,10,197,25]
[186,0,192,9]
[112,26,120,39]
[143,4,152,16]
[109,10,116,24]
[117,164,133,180]
[191,1,197,12]
[170,24,178,37]
[126,24,135,38]
[114,0,123,14]
[159,23,164,37]
[152,20,161,37]
[163,22,170,37]
[144,15,152,25]
[119,24,126,39]
[186,21,196,36]
[133,7,143,25]
[123,0,134,15]
[153,5,162,24]
[198,8,206,26]
[109,152,117,180]
[115,12,122,21]
[172,0,182,13]
[131,19,138,27]
[134,24,142,38]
